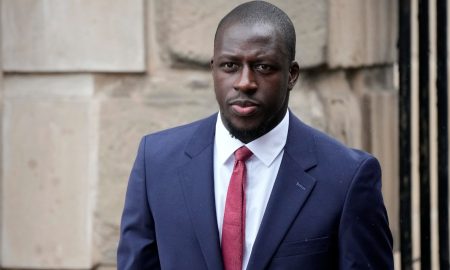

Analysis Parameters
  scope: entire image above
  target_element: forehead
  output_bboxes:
[214,22,287,57]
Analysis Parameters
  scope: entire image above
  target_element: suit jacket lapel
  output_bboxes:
[178,114,224,270]
[247,114,318,270]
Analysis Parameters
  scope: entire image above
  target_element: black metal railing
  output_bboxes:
[436,0,449,268]
[398,0,449,269]
[398,0,413,268]
[418,0,431,268]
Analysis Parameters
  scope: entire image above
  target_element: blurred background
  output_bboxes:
[0,0,447,269]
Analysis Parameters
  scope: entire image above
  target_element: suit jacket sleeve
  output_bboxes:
[117,137,161,270]
[338,156,394,269]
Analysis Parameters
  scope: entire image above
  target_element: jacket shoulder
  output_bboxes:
[289,114,376,172]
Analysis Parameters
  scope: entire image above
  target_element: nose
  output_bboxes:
[233,65,257,92]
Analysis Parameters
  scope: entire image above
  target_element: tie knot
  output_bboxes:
[234,146,253,162]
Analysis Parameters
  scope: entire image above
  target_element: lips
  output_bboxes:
[229,100,259,116]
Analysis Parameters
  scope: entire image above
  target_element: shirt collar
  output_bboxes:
[214,111,289,167]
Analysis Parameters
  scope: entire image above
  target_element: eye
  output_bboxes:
[220,62,239,72]
[254,64,273,73]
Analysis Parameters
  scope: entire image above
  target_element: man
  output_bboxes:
[117,1,394,269]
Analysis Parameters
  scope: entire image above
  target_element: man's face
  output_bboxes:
[211,22,299,143]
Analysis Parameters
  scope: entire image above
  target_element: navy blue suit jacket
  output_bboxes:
[117,113,393,269]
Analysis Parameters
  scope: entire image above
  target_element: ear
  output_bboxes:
[287,61,300,91]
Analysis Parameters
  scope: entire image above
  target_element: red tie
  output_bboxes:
[222,146,253,270]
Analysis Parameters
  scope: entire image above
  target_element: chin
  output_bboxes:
[225,119,268,143]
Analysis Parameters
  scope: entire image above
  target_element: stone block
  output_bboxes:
[2,0,145,72]
[328,0,397,68]
[165,0,328,68]
[289,78,327,132]
[312,71,363,148]
[1,75,97,268]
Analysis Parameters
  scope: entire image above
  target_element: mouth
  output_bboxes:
[228,99,259,116]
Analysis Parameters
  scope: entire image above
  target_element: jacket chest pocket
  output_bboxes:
[273,236,329,258]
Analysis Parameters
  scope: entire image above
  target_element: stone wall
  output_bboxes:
[0,0,398,269]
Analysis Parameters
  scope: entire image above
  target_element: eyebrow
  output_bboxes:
[215,51,280,60]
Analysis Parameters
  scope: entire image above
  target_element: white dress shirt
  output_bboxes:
[213,111,289,270]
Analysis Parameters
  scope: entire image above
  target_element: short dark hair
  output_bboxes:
[214,1,296,62]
